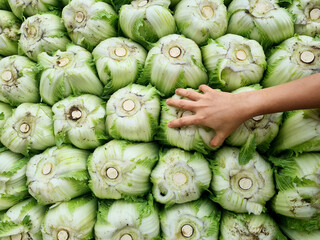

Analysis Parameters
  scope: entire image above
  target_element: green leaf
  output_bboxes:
[239,133,257,165]
[279,214,320,232]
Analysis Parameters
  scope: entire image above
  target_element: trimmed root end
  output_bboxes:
[122,99,135,112]
[1,70,13,82]
[75,11,85,23]
[310,8,320,20]
[235,50,247,61]
[114,47,127,57]
[255,1,270,14]
[57,230,69,240]
[69,107,82,121]
[27,26,37,37]
[120,234,133,240]
[201,6,214,19]
[138,0,148,7]
[173,172,187,186]
[10,234,22,240]
[169,47,182,58]
[57,58,70,67]
[106,167,119,180]
[238,177,253,190]
[42,163,53,175]
[19,123,30,133]
[252,115,264,121]
[300,51,315,64]
[181,224,194,238]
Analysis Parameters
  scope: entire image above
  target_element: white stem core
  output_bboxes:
[138,0,148,7]
[71,109,82,120]
[57,58,70,67]
[252,115,264,121]
[20,123,30,133]
[239,177,253,190]
[201,6,214,19]
[255,1,270,14]
[106,167,119,180]
[75,11,85,23]
[300,51,315,64]
[173,172,187,186]
[115,47,127,57]
[1,70,13,82]
[310,8,320,20]
[10,234,22,240]
[122,99,135,112]
[236,50,247,61]
[169,47,182,58]
[120,234,133,240]
[57,230,69,240]
[42,163,53,175]
[27,27,37,37]
[181,224,194,238]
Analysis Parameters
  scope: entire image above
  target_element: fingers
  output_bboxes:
[166,98,197,111]
[175,88,202,101]
[210,133,226,148]
[199,84,215,93]
[167,115,200,128]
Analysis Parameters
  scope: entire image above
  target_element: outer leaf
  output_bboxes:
[26,145,90,204]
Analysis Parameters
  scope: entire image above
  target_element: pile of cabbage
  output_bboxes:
[0,0,319,239]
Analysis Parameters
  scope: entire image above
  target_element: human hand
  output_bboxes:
[166,85,254,148]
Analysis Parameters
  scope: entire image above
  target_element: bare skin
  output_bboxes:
[166,73,320,148]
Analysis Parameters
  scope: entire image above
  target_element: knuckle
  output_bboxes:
[199,115,206,121]
[178,101,186,108]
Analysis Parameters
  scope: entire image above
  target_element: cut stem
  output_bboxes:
[255,1,271,14]
[42,163,53,175]
[75,11,85,23]
[181,224,194,238]
[114,47,127,57]
[252,115,264,122]
[57,230,69,240]
[57,58,70,67]
[106,167,119,180]
[138,0,148,7]
[19,123,30,133]
[27,26,37,37]
[120,234,133,240]
[1,70,13,82]
[122,99,135,112]
[69,107,82,121]
[236,50,247,61]
[169,47,182,58]
[310,8,320,20]
[238,177,253,190]
[201,6,214,19]
[173,172,187,186]
[10,234,22,240]
[300,51,315,64]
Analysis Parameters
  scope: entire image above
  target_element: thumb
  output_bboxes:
[210,133,226,148]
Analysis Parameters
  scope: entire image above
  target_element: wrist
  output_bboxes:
[236,90,263,120]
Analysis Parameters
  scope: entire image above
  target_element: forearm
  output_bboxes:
[243,73,320,118]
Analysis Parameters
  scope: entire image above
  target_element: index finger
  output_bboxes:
[175,88,202,101]
[167,115,200,128]
[199,85,215,93]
